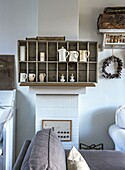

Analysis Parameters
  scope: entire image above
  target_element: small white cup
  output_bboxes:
[40,52,45,61]
[20,73,27,82]
[29,73,36,82]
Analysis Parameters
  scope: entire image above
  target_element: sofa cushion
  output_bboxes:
[29,128,66,170]
[115,105,125,129]
[67,146,90,170]
[21,136,36,170]
[66,150,125,170]
[13,140,31,170]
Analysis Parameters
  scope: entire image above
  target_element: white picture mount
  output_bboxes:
[42,120,72,141]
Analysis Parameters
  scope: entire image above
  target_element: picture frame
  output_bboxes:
[42,120,72,141]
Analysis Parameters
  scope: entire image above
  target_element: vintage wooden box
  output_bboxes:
[0,55,15,90]
[97,7,125,29]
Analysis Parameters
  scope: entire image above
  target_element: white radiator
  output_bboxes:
[0,90,16,170]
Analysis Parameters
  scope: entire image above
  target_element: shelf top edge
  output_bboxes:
[98,29,125,33]
[18,40,98,43]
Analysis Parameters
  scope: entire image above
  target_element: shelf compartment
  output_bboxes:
[19,62,27,73]
[89,42,98,61]
[58,41,67,49]
[58,63,67,82]
[28,41,36,61]
[28,62,36,82]
[18,41,27,61]
[68,63,77,82]
[89,63,97,82]
[79,42,88,50]
[68,42,78,51]
[48,42,57,61]
[38,63,46,72]
[79,63,87,82]
[38,63,46,82]
[38,42,47,61]
[28,62,36,74]
[48,63,57,82]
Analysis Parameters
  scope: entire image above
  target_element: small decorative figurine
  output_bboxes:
[60,74,65,82]
[70,73,75,82]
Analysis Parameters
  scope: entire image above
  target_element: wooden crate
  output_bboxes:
[0,55,15,90]
[97,7,125,29]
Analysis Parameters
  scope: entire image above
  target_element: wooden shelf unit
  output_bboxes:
[99,29,125,50]
[18,40,98,86]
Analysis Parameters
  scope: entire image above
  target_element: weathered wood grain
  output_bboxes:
[0,55,15,90]
[97,7,125,29]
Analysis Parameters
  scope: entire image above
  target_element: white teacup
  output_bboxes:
[69,51,79,62]
[20,73,27,82]
[29,73,36,82]
[79,50,90,62]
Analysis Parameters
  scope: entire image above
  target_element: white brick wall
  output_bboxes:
[36,94,79,149]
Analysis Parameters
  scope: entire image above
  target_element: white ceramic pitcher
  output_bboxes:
[79,50,90,62]
[58,47,69,62]
[69,51,79,62]
[39,73,46,82]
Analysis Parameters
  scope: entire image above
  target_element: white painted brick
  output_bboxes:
[71,108,78,117]
[52,96,62,108]
[61,108,72,118]
[72,118,79,127]
[52,108,62,117]
[36,94,79,149]
[36,95,54,108]
[71,96,78,108]
[72,127,79,135]
[62,97,72,108]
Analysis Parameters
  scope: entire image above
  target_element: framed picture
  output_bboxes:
[42,120,72,141]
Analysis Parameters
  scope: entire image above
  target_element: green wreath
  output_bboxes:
[102,55,123,79]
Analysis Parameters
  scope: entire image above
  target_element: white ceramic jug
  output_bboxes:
[79,50,90,62]
[69,51,79,62]
[39,73,46,82]
[58,47,69,62]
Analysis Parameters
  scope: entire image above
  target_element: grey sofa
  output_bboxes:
[13,129,125,170]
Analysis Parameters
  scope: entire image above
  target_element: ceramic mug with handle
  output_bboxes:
[29,73,36,82]
[79,50,90,62]
[69,51,79,62]
[20,73,27,82]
